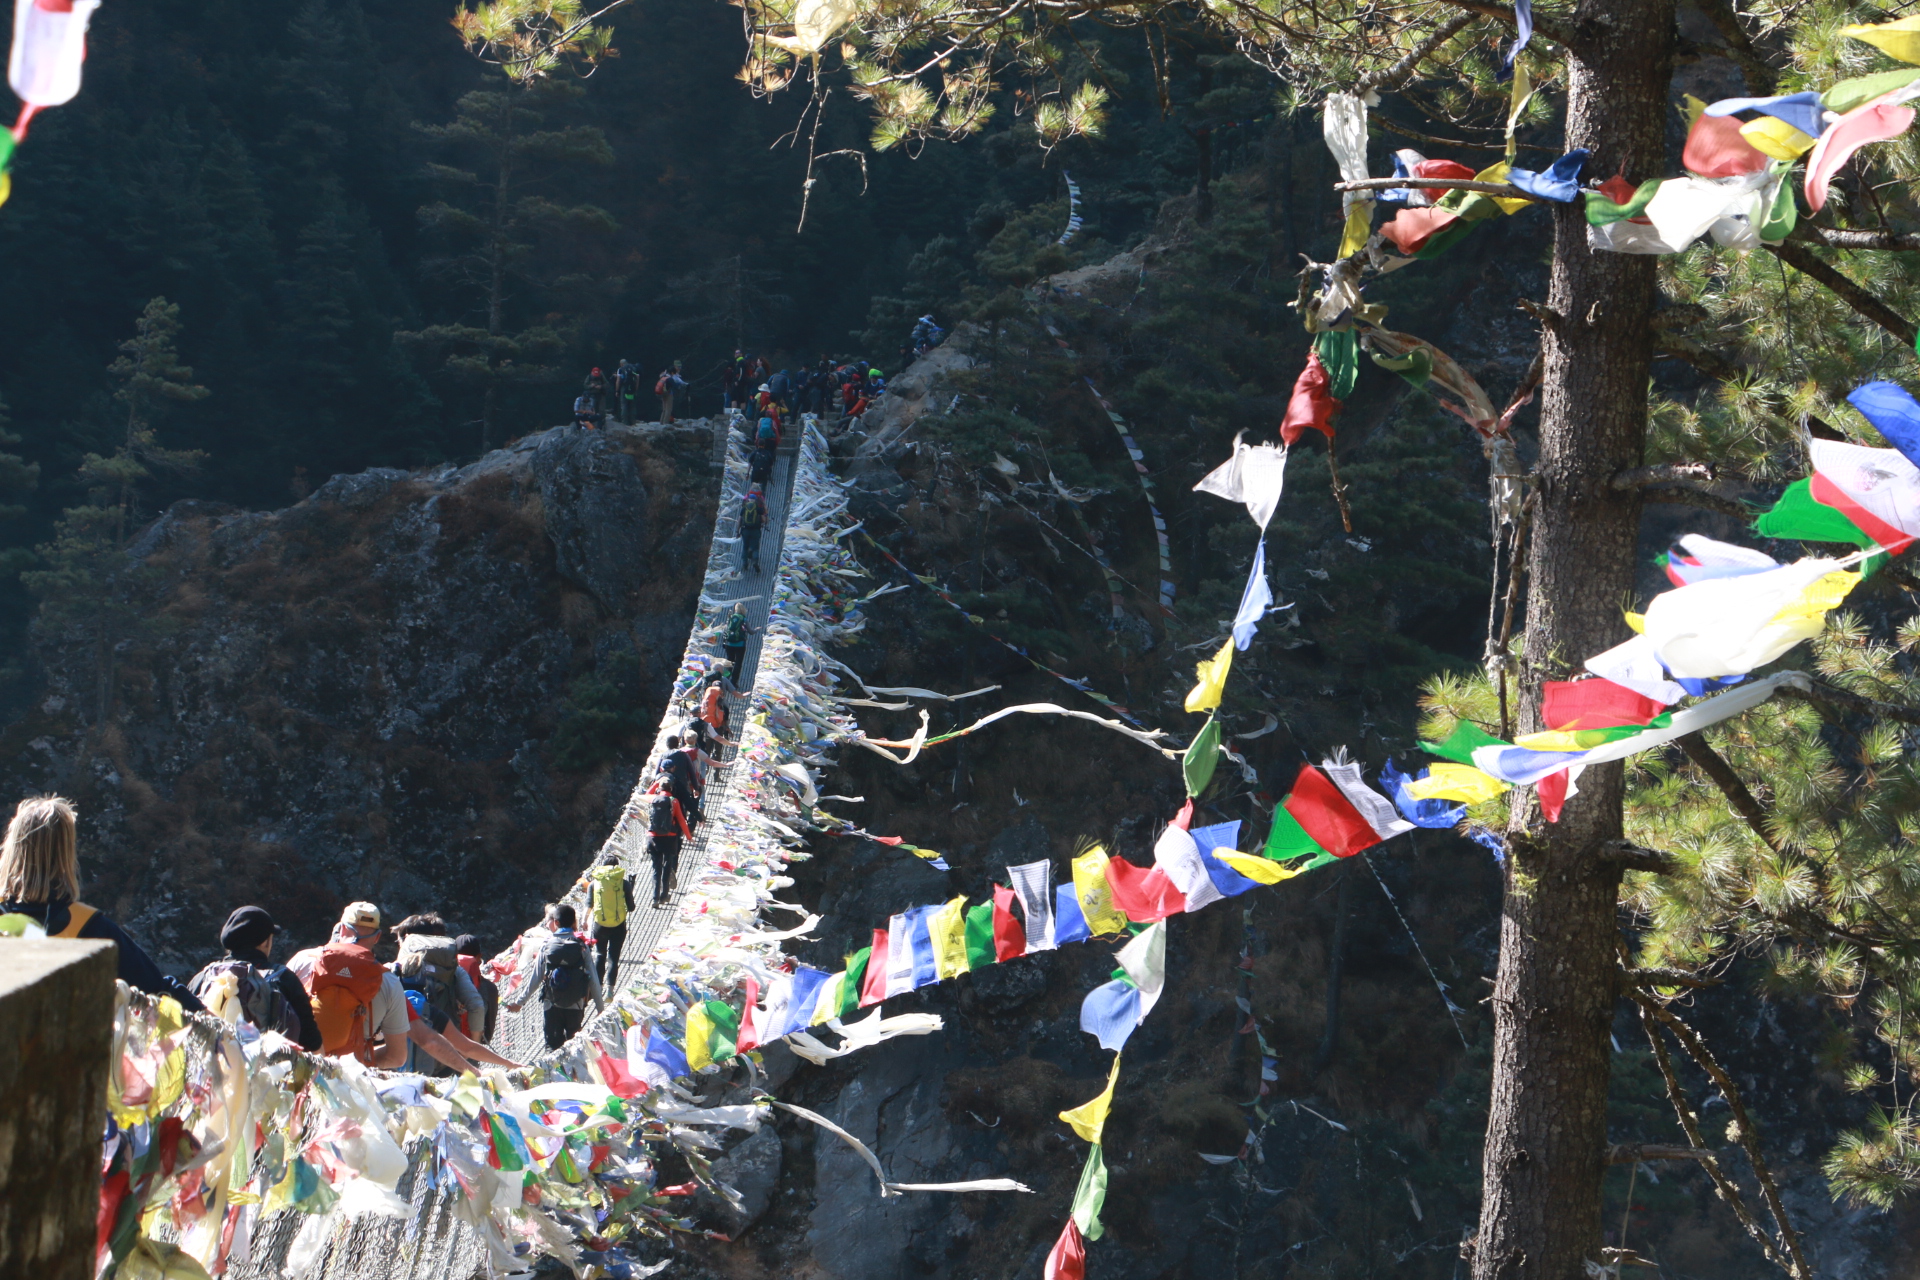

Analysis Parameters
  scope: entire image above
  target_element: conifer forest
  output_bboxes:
[18,1,1920,1278]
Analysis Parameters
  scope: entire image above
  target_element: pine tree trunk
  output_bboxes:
[1472,4,1674,1277]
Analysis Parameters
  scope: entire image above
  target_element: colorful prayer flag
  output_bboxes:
[1184,641,1234,713]
[1059,1055,1121,1145]
[1071,846,1132,936]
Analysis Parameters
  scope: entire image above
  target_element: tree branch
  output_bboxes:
[1356,13,1477,93]
[1654,332,1746,382]
[1766,240,1918,349]
[1676,731,1783,853]
[1607,1142,1718,1163]
[1776,679,1920,727]
[1640,484,1753,520]
[1612,462,1716,491]
[1426,0,1575,47]
[1795,225,1920,253]
[1625,965,1722,990]
[1599,840,1679,875]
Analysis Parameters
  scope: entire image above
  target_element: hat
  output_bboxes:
[758,383,769,392]
[220,905,280,953]
[340,901,382,932]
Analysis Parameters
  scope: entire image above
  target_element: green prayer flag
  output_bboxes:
[1420,718,1511,766]
[1583,179,1661,226]
[1755,478,1882,576]
[703,999,740,1062]
[839,947,871,1018]
[1759,167,1796,244]
[1824,67,1920,114]
[1314,330,1359,400]
[1071,1144,1109,1241]
[964,901,997,969]
[1415,220,1476,258]
[1183,715,1223,797]
[1263,807,1326,861]
[1371,347,1432,388]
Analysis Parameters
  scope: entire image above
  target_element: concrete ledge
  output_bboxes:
[0,938,118,1280]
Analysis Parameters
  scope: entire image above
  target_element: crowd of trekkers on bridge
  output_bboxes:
[0,630,756,1058]
[569,348,897,431]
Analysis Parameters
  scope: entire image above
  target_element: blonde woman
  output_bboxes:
[0,796,204,1011]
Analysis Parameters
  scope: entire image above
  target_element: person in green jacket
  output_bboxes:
[579,856,635,986]
[722,601,755,683]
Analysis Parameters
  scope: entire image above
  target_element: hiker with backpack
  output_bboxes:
[505,903,604,1050]
[286,902,411,1068]
[739,485,770,573]
[656,733,703,825]
[643,784,692,908]
[0,796,206,1012]
[749,439,775,488]
[391,912,487,1056]
[573,392,603,430]
[578,855,637,987]
[656,361,687,424]
[188,905,322,1049]
[722,601,754,684]
[613,359,641,425]
[452,934,499,1042]
[723,350,747,410]
[698,672,732,745]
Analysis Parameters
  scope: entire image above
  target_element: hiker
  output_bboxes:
[573,391,602,430]
[755,412,779,451]
[698,672,732,743]
[452,934,498,1042]
[614,358,642,425]
[0,796,206,1012]
[643,784,692,908]
[723,349,748,410]
[391,911,488,1059]
[767,367,792,414]
[656,360,686,424]
[583,366,607,405]
[286,903,410,1067]
[749,438,776,487]
[722,601,754,683]
[187,905,322,1049]
[739,485,770,573]
[656,733,703,827]
[579,855,636,987]
[505,903,604,1050]
[911,314,943,354]
[747,353,771,387]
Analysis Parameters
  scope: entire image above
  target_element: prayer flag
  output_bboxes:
[1806,94,1916,213]
[1193,436,1289,529]
[1053,883,1092,945]
[1283,764,1392,858]
[1214,852,1306,884]
[1060,1055,1121,1144]
[1505,148,1588,202]
[1403,762,1509,805]
[1682,111,1769,176]
[1316,330,1359,400]
[685,1003,717,1071]
[1321,758,1416,842]
[1420,718,1512,764]
[1185,640,1234,713]
[1741,116,1816,159]
[1080,978,1143,1052]
[1184,715,1224,797]
[1809,438,1920,553]
[930,896,971,981]
[1659,534,1778,587]
[1643,556,1861,678]
[908,907,939,988]
[1540,678,1664,731]
[1825,68,1920,115]
[9,0,100,109]
[963,901,999,968]
[1280,352,1340,445]
[991,885,1027,960]
[1070,1144,1108,1240]
[1380,206,1461,255]
[1582,634,1686,706]
[641,1023,689,1082]
[1846,381,1920,467]
[1704,91,1826,140]
[1153,820,1225,913]
[736,977,761,1054]
[1842,14,1920,65]
[1009,859,1056,951]
[884,913,916,998]
[839,947,871,1017]
[1756,478,1875,550]
[1044,1220,1087,1280]
[1190,820,1260,896]
[1116,923,1166,1018]
[1233,541,1274,650]
[1537,768,1575,823]
[1102,854,1187,922]
[859,932,890,1007]
[1384,760,1467,828]
[1071,847,1132,936]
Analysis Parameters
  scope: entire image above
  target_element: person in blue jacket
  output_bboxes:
[0,795,205,1012]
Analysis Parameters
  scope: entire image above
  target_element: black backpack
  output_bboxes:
[648,791,681,835]
[189,959,304,1041]
[543,935,591,1010]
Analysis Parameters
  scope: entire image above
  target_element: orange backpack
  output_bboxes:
[304,943,388,1061]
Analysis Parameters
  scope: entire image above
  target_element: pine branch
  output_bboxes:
[1607,1142,1718,1163]
[1599,840,1679,874]
[1630,991,1813,1279]
[1776,679,1920,727]
[1624,965,1722,990]
[1356,13,1477,93]
[1765,241,1918,349]
[1654,332,1745,382]
[1426,0,1575,47]
[1612,462,1716,491]
[1640,484,1752,520]
[1676,731,1783,854]
[1797,226,1920,252]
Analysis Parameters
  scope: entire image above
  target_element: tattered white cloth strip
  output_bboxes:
[774,1102,1032,1197]
[858,702,1174,760]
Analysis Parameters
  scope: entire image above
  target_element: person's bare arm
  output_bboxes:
[442,1021,522,1069]
[409,1021,479,1075]
[366,1031,409,1070]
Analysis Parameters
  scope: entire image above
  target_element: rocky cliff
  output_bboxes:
[0,422,718,966]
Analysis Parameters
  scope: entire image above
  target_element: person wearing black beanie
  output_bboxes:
[189,905,323,1051]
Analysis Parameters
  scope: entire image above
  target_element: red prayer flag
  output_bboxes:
[1102,855,1187,922]
[1380,206,1460,255]
[992,885,1027,961]
[859,928,889,1007]
[1280,352,1340,446]
[1540,678,1663,731]
[1538,769,1571,824]
[734,977,761,1054]
[1173,798,1193,830]
[1682,111,1768,178]
[1412,159,1477,182]
[1283,764,1380,858]
[1044,1219,1086,1280]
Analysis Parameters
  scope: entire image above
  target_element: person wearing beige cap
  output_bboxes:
[287,902,410,1068]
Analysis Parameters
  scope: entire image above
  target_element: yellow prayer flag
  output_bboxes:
[1215,852,1304,885]
[1768,570,1860,627]
[809,972,845,1026]
[1060,1054,1122,1145]
[1504,63,1533,161]
[685,1003,715,1071]
[1474,162,1534,216]
[1681,93,1708,128]
[1740,115,1816,160]
[1185,639,1234,714]
[1624,610,1646,634]
[1337,202,1372,259]
[1403,763,1508,805]
[1072,846,1133,936]
[1844,16,1920,65]
[930,895,972,981]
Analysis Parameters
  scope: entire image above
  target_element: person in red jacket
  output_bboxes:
[644,785,692,908]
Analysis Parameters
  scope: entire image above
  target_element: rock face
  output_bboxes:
[0,423,718,973]
[700,1125,783,1238]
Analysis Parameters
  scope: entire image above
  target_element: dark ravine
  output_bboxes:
[0,421,719,969]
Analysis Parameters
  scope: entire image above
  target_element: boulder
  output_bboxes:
[531,428,650,616]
